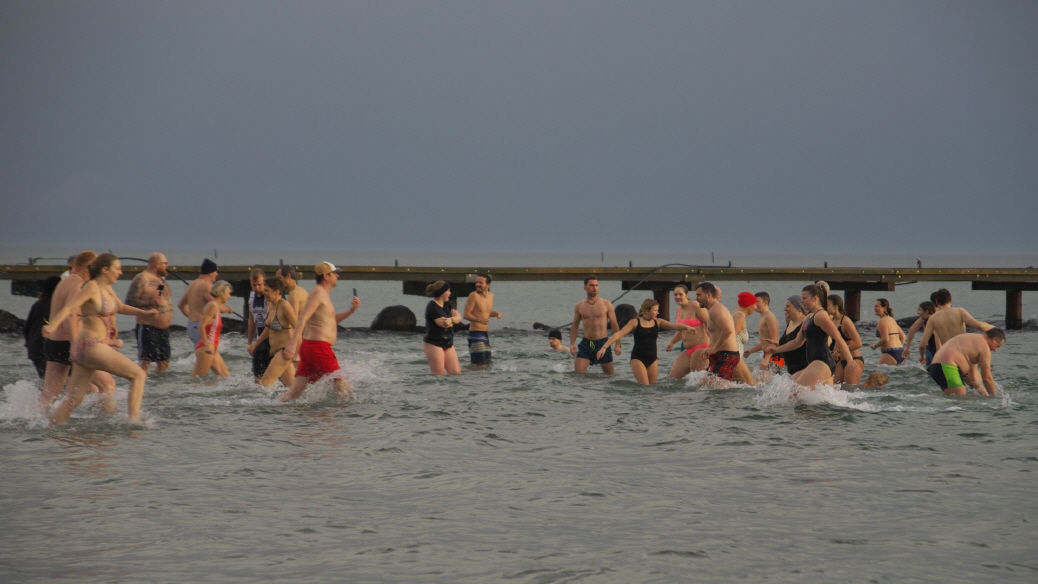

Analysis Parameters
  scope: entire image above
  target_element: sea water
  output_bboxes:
[1,256,1036,582]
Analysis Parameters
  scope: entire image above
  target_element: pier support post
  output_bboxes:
[844,289,861,322]
[971,282,1036,330]
[621,282,679,321]
[825,281,895,322]
[1006,289,1023,330]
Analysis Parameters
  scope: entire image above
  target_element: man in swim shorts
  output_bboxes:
[569,276,621,374]
[463,274,502,366]
[279,262,360,401]
[928,328,1005,396]
[696,282,741,382]
[41,250,96,409]
[125,252,173,373]
[178,258,223,345]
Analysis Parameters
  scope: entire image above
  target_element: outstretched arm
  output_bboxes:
[960,309,994,332]
[596,320,637,359]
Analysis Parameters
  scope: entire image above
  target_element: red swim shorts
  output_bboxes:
[296,339,340,383]
[769,354,786,367]
[708,350,740,381]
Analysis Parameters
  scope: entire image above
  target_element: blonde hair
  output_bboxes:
[638,298,659,318]
[210,280,232,299]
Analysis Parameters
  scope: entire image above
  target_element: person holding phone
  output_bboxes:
[124,252,173,373]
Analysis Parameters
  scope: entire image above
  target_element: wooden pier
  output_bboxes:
[3,264,1036,328]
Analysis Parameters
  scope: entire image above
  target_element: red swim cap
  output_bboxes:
[737,291,757,308]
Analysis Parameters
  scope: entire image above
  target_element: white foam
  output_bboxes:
[0,380,49,428]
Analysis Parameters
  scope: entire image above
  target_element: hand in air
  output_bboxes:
[351,296,361,309]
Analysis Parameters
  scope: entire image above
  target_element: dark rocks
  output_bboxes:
[220,318,248,334]
[0,309,25,333]
[615,303,637,329]
[371,305,417,332]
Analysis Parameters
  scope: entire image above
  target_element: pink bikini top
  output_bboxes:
[675,307,702,328]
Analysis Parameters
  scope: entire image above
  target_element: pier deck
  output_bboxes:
[3,264,1036,327]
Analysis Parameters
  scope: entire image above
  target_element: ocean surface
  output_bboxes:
[1,257,1036,582]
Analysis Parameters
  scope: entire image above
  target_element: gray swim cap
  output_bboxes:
[787,295,805,314]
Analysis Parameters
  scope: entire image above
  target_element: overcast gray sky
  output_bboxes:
[2,1,1036,258]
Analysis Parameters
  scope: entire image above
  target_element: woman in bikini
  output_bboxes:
[827,295,864,384]
[249,277,298,387]
[665,285,711,378]
[765,285,854,389]
[597,299,693,385]
[191,280,232,378]
[42,253,157,424]
[871,298,906,365]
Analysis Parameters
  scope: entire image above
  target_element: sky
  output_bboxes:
[1,1,1036,260]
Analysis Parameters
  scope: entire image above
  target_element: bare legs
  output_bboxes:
[50,341,147,425]
[259,351,296,387]
[630,360,659,385]
[424,344,461,375]
[574,357,615,375]
[191,348,229,378]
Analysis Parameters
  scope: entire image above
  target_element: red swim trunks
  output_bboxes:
[769,354,786,367]
[708,350,740,381]
[296,339,340,383]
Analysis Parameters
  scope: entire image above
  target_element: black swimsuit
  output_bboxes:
[630,319,659,367]
[802,313,836,374]
[780,322,809,375]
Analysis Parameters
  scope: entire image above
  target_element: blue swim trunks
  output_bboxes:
[468,331,491,365]
[576,337,613,365]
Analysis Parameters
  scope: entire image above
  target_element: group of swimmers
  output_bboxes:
[22,253,1007,426]
[553,276,1005,396]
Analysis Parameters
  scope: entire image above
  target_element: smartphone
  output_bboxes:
[352,288,358,297]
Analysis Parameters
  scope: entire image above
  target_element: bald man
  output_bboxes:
[125,252,173,373]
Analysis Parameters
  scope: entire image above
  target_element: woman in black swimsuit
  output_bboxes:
[423,281,463,375]
[826,294,864,384]
[765,285,855,389]
[595,299,693,385]
[778,295,809,375]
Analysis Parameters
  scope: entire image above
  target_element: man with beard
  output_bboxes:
[125,253,174,373]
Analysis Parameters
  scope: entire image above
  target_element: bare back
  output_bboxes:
[184,279,213,323]
[49,273,86,342]
[287,285,308,320]
[933,333,987,375]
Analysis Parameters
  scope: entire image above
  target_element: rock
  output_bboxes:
[220,317,248,334]
[896,316,918,328]
[0,309,24,333]
[371,305,417,332]
[614,303,637,329]
[532,322,554,331]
